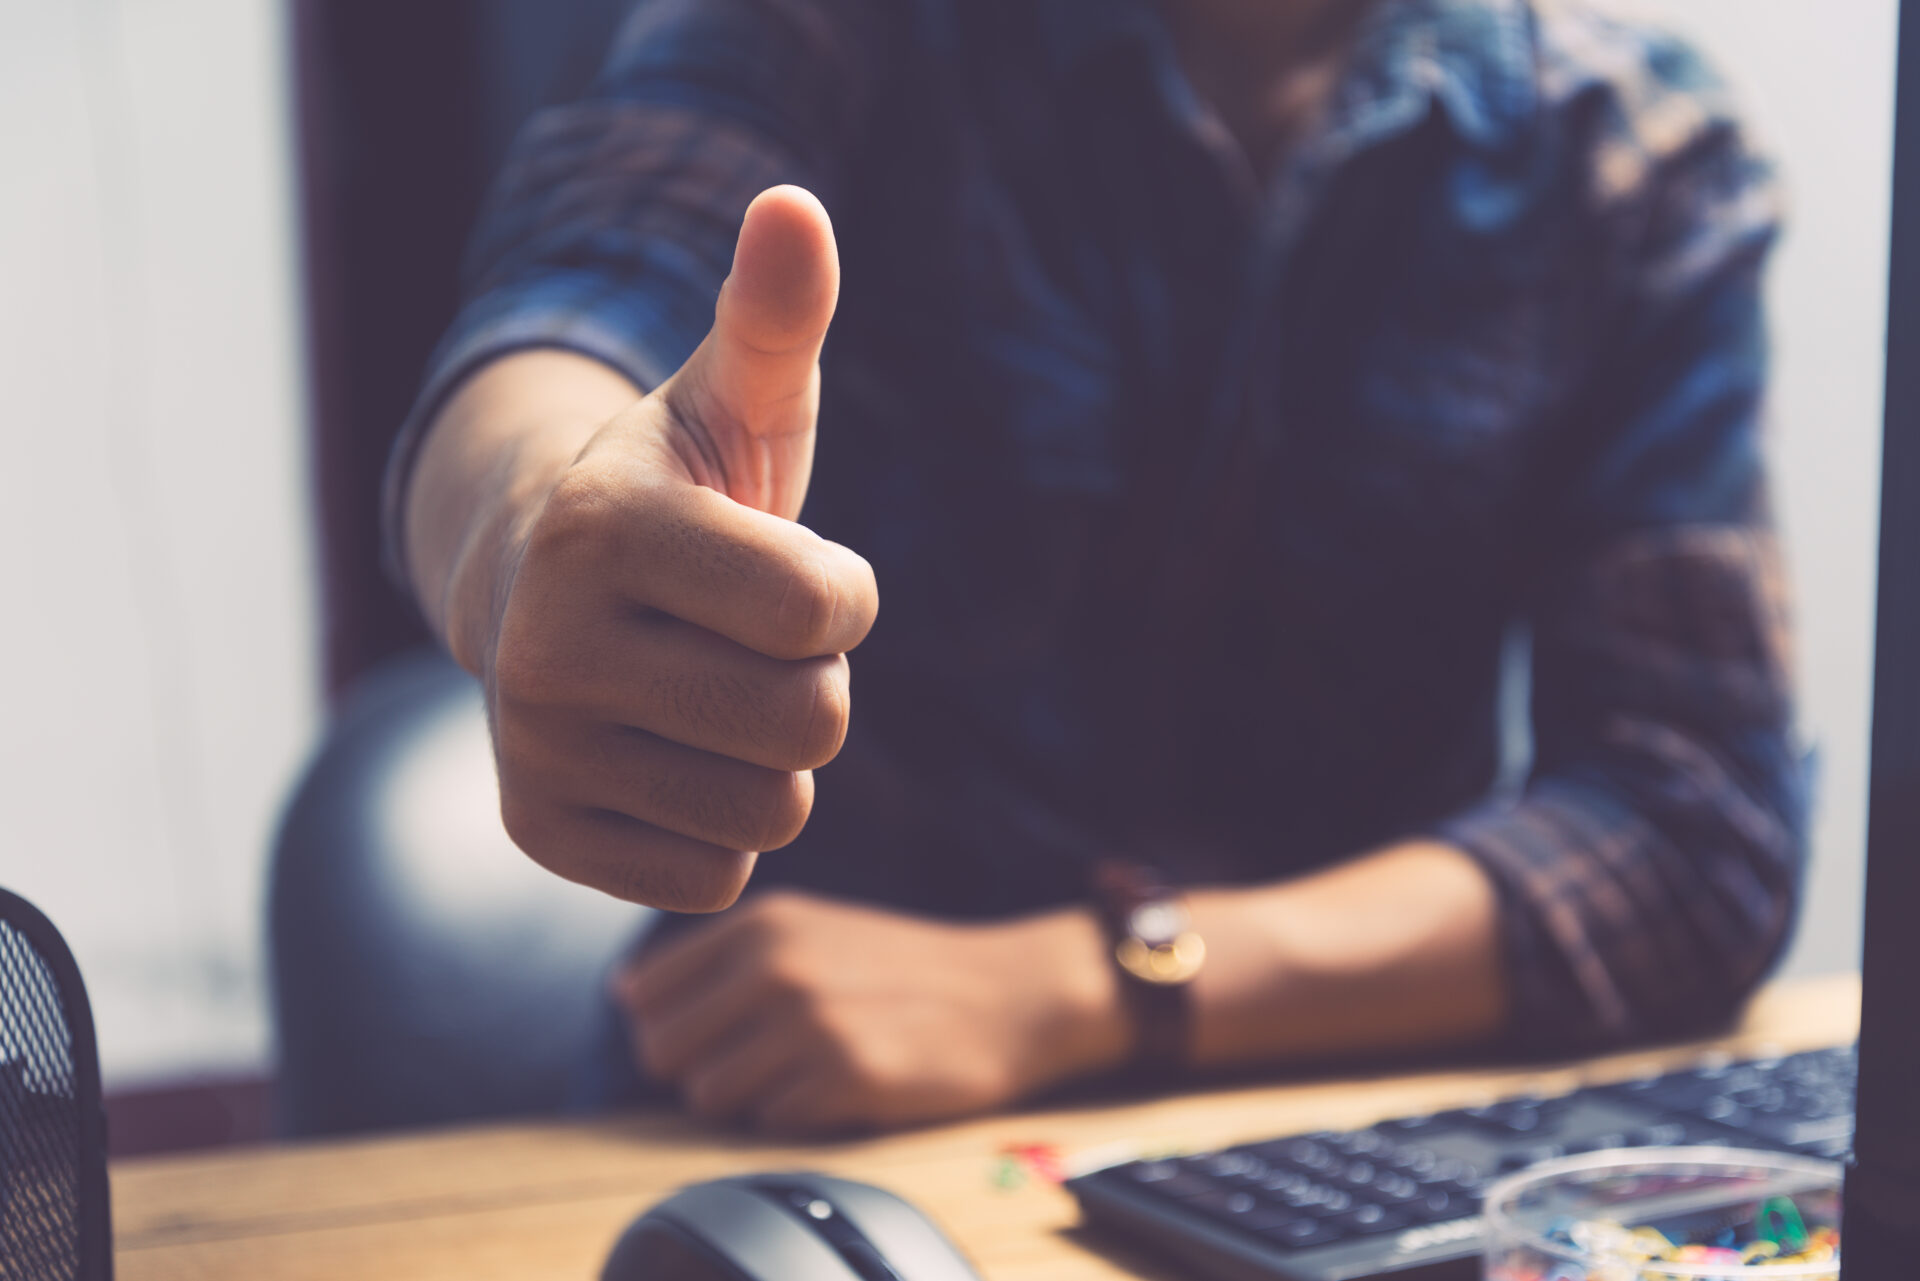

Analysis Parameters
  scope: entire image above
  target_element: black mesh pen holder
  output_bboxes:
[0,887,111,1281]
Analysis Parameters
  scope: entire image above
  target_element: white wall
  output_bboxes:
[1637,1,1899,978]
[0,0,314,1086]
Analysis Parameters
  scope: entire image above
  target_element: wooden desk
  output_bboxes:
[114,975,1859,1281]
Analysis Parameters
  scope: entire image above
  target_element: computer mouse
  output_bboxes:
[600,1170,984,1281]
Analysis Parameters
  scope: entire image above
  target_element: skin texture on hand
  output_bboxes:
[615,890,1132,1136]
[403,187,878,912]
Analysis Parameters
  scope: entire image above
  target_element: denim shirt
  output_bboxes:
[390,0,1803,1052]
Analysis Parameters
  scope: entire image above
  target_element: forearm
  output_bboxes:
[1024,840,1508,1086]
[1184,841,1506,1067]
[403,349,644,668]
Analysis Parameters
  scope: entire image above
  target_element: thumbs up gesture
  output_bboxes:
[434,187,878,912]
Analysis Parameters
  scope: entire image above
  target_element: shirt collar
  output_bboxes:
[1037,0,1538,153]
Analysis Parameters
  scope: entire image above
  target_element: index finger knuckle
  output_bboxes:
[771,552,840,659]
[529,468,626,570]
[783,657,850,771]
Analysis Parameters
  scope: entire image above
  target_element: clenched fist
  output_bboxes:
[408,187,878,911]
[614,891,1129,1135]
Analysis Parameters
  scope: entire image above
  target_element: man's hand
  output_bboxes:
[613,845,1505,1134]
[407,187,878,912]
[613,891,1130,1135]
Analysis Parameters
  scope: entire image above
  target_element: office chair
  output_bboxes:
[269,650,648,1137]
[0,887,112,1281]
[275,1,649,1140]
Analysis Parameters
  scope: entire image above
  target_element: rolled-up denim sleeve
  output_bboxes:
[1437,74,1805,1053]
[382,0,888,582]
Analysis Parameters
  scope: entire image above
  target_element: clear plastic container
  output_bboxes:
[1481,1148,1842,1280]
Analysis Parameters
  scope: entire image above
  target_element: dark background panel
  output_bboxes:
[294,0,636,700]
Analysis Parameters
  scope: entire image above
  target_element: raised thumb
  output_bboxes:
[675,185,839,442]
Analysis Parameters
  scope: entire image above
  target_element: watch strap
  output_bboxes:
[1091,860,1199,1082]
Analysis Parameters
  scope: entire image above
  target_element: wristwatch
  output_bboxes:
[1092,861,1206,1080]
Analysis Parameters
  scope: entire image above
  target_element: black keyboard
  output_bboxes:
[1065,1044,1856,1281]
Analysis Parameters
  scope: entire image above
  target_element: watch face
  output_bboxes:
[1116,931,1207,986]
[1127,901,1187,944]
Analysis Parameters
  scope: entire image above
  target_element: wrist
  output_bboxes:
[406,350,643,671]
[1091,864,1207,1082]
[998,909,1132,1095]
[435,457,550,676]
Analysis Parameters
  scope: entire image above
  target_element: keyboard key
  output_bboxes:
[1336,1160,1377,1187]
[1331,1204,1410,1237]
[1243,1139,1298,1166]
[1729,1084,1787,1112]
[1699,1096,1753,1127]
[1184,1189,1298,1234]
[1374,1173,1421,1202]
[1608,1070,1733,1113]
[1403,1188,1470,1224]
[1256,1217,1342,1250]
[1126,1160,1181,1183]
[1495,1109,1543,1133]
[1121,1163,1212,1200]
[1467,1098,1559,1134]
[1330,1129,1391,1157]
[1426,1158,1483,1187]
[1276,1183,1352,1215]
[1388,1146,1439,1177]
[1280,1139,1338,1173]
[1254,1168,1313,1198]
[1193,1151,1265,1181]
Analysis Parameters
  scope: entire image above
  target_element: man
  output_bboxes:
[390,0,1804,1134]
